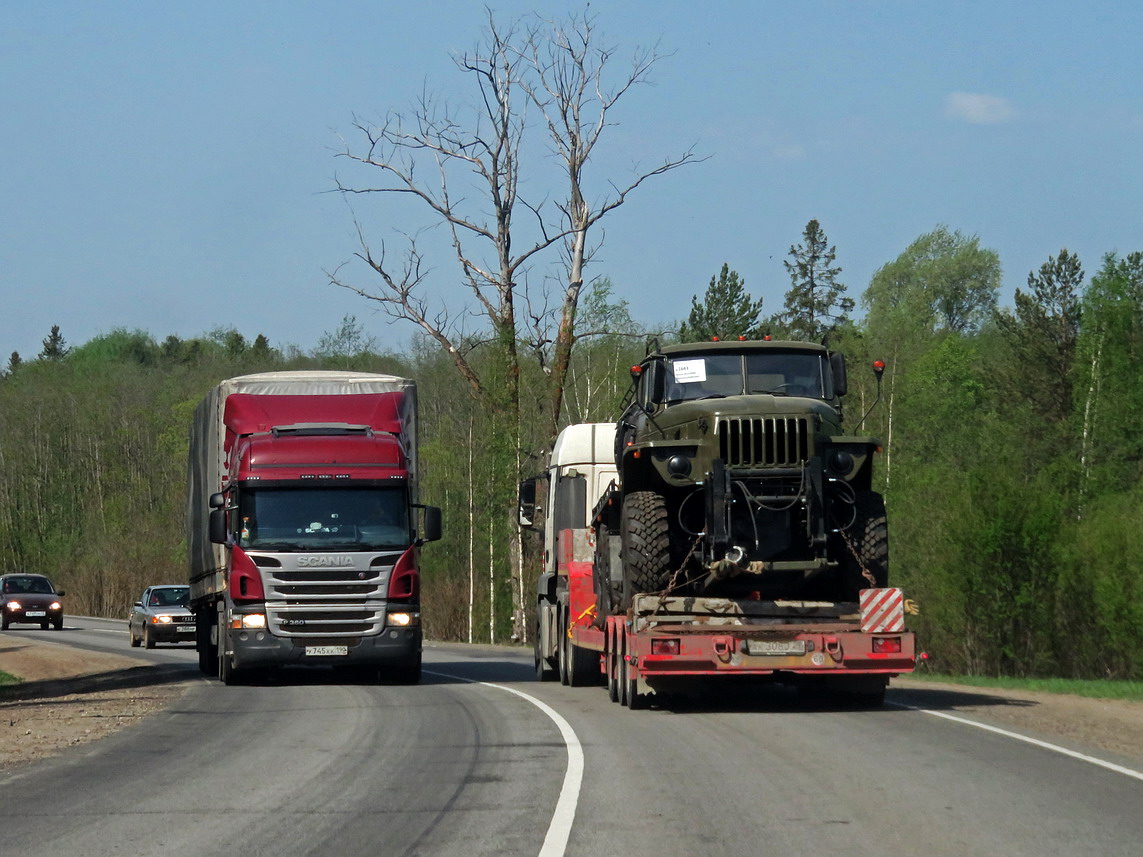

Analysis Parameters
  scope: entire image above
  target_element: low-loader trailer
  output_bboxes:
[523,341,915,707]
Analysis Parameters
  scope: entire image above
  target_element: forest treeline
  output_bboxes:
[2,231,1143,680]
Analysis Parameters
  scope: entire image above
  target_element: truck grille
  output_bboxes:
[717,416,811,466]
[257,550,402,638]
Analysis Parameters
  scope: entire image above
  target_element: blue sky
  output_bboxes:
[3,1,1141,360]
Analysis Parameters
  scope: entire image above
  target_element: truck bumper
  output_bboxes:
[230,626,421,670]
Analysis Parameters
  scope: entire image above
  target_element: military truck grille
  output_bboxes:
[718,416,811,466]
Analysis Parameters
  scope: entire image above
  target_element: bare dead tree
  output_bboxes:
[518,9,701,441]
[329,8,699,641]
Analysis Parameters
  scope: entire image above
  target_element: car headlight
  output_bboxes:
[6,600,21,611]
[153,614,174,624]
[49,602,61,611]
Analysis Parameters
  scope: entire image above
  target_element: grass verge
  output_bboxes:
[906,672,1143,702]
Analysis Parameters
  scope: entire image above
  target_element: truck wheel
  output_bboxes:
[606,626,619,702]
[558,608,571,685]
[620,491,673,604]
[534,614,557,681]
[219,647,240,685]
[621,637,647,710]
[617,633,629,707]
[838,490,889,596]
[391,652,422,685]
[566,610,598,687]
[197,612,219,677]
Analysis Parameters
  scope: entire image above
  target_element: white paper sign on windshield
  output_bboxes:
[672,358,707,383]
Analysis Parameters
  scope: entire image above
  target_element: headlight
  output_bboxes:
[153,614,174,624]
[49,602,62,611]
[240,613,267,629]
[388,612,420,627]
[666,454,692,477]
[828,450,855,476]
[6,600,21,611]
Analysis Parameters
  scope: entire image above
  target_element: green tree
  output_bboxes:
[679,264,763,342]
[5,352,19,376]
[779,219,852,342]
[39,325,70,360]
[996,247,1083,436]
[867,226,1000,336]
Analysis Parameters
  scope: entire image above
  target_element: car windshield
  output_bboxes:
[663,351,830,401]
[148,588,189,607]
[2,576,55,595]
[237,485,411,551]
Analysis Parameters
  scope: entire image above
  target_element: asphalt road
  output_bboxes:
[3,617,1142,857]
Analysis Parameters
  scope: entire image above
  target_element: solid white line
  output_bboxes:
[425,671,583,857]
[892,703,1143,782]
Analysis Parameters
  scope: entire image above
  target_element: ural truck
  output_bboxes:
[187,371,441,684]
[523,340,915,707]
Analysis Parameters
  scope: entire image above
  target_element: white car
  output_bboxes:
[128,585,195,648]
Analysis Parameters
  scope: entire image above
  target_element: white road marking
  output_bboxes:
[893,703,1143,782]
[426,671,582,857]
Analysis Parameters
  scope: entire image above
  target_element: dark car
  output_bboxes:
[128,585,195,648]
[0,574,65,630]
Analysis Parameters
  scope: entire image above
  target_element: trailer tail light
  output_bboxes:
[230,546,265,602]
[388,546,419,601]
[651,638,680,656]
[872,636,902,654]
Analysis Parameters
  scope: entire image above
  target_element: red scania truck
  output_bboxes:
[187,371,441,684]
[523,341,916,708]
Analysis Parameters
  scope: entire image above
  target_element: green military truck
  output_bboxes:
[595,339,888,616]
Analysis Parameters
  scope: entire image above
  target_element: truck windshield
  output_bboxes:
[237,486,411,551]
[664,352,830,401]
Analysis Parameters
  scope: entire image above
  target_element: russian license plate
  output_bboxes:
[749,639,807,656]
[178,625,196,633]
[25,611,46,618]
[305,646,348,657]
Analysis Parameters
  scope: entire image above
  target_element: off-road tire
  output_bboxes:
[837,490,889,597]
[620,491,673,604]
[592,522,616,622]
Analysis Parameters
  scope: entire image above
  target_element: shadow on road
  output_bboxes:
[0,663,192,706]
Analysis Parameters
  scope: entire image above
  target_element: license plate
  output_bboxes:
[749,639,807,656]
[305,646,348,657]
[178,625,196,633]
[25,611,46,618]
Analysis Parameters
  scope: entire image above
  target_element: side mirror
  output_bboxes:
[830,351,848,397]
[518,478,538,528]
[56,589,66,597]
[209,492,225,509]
[209,508,229,544]
[422,506,442,542]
